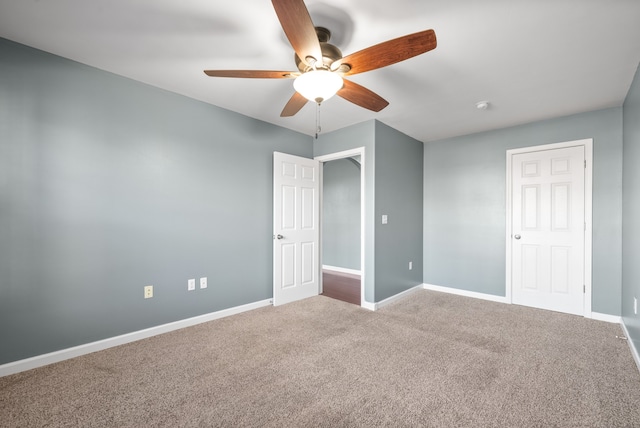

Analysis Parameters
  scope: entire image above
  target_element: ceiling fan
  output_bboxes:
[204,0,437,117]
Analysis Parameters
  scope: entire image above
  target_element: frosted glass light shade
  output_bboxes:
[293,70,343,103]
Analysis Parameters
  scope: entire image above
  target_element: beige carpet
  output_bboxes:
[2,290,640,427]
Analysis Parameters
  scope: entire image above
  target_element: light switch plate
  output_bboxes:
[188,279,196,291]
[200,277,207,289]
[382,215,388,224]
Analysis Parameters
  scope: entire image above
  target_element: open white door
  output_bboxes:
[273,152,320,306]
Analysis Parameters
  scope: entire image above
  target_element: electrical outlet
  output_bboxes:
[634,297,638,315]
[188,279,196,291]
[382,215,388,225]
[200,277,207,289]
[409,261,413,270]
[144,285,153,299]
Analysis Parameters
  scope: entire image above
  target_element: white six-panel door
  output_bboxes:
[511,145,586,315]
[273,152,320,306]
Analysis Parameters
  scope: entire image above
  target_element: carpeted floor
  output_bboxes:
[2,290,640,427]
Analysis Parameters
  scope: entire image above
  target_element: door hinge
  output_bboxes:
[584,160,586,168]
[583,284,586,293]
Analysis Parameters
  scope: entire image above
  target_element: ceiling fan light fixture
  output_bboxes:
[293,70,343,103]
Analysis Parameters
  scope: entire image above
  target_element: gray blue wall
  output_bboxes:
[424,107,623,315]
[0,38,312,364]
[322,158,361,270]
[622,63,640,354]
[373,121,423,301]
[314,120,424,302]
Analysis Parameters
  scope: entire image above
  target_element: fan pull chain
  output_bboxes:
[315,102,322,139]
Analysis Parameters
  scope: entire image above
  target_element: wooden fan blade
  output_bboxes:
[204,70,297,79]
[338,79,389,112]
[334,29,437,76]
[280,92,308,117]
[271,0,322,66]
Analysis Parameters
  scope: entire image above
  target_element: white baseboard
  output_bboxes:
[0,299,273,378]
[621,321,640,374]
[423,283,622,323]
[361,301,377,311]
[322,265,361,276]
[589,312,621,324]
[423,283,509,304]
[362,284,424,311]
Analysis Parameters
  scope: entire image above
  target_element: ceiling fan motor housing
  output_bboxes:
[295,27,343,72]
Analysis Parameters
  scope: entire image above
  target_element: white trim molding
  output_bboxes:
[361,301,377,311]
[505,138,593,317]
[621,322,640,373]
[362,285,424,311]
[322,265,361,276]
[424,283,640,372]
[0,299,273,378]
[423,283,621,324]
[423,283,509,304]
[589,312,621,324]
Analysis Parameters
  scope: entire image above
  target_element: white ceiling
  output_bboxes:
[1,0,639,143]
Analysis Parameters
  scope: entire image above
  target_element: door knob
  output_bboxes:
[514,234,521,240]
[276,234,284,240]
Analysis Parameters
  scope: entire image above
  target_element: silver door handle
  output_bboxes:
[514,234,521,240]
[275,234,284,240]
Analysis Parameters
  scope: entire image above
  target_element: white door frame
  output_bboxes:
[315,147,366,308]
[505,138,593,317]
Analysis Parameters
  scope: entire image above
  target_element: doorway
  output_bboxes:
[316,148,366,307]
[506,139,593,316]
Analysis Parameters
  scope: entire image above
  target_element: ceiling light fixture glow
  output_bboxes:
[294,70,343,104]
